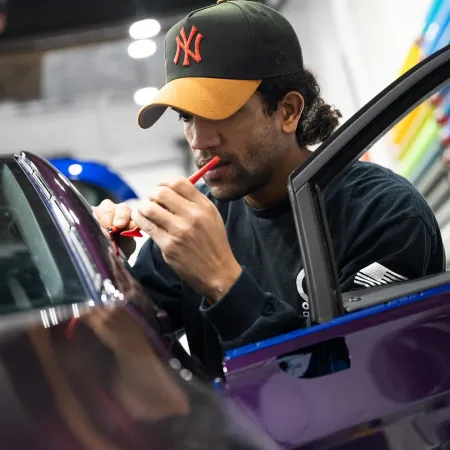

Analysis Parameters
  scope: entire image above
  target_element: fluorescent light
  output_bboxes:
[68,163,83,176]
[129,19,161,40]
[127,39,157,59]
[134,87,159,106]
[425,22,439,42]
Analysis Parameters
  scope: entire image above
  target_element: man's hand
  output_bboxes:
[132,178,242,303]
[92,200,137,258]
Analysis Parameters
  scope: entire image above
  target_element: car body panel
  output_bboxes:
[0,152,280,449]
[221,291,450,448]
[23,152,118,285]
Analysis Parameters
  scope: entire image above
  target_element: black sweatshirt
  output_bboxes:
[132,161,445,377]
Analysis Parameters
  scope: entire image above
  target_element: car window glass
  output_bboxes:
[0,161,88,314]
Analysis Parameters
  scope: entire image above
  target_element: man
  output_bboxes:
[93,0,445,377]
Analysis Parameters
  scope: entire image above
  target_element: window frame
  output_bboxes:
[0,156,91,314]
[288,44,450,325]
[14,153,98,305]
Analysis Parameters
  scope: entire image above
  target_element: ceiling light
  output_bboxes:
[68,164,83,176]
[134,87,159,106]
[127,39,157,59]
[129,19,161,40]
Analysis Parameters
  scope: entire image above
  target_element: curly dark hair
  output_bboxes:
[257,68,342,147]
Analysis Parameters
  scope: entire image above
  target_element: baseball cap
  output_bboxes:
[137,0,303,129]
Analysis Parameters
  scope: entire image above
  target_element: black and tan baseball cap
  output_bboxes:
[137,0,303,129]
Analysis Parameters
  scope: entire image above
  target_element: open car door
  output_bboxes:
[220,44,450,450]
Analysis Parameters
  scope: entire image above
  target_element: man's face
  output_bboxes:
[178,93,286,201]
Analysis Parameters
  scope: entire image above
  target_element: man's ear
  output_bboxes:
[280,91,304,134]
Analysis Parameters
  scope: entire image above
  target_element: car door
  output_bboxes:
[221,45,450,450]
[0,151,281,450]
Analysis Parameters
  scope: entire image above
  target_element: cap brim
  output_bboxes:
[137,77,262,129]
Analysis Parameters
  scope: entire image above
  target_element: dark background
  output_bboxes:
[0,0,212,42]
[0,0,274,43]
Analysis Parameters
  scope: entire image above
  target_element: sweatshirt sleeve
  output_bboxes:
[131,237,184,333]
[199,267,305,350]
[339,216,444,293]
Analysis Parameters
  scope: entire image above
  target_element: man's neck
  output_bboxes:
[245,146,311,209]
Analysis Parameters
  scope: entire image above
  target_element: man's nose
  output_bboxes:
[189,116,220,151]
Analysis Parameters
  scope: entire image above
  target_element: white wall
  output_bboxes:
[279,0,359,124]
[344,0,432,99]
[0,97,188,197]
[0,34,192,199]
[279,0,432,168]
[280,0,431,112]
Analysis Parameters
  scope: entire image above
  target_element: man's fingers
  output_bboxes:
[92,200,137,245]
[135,201,175,232]
[132,208,167,243]
[93,199,116,228]
[158,177,202,202]
[113,202,133,229]
[148,186,190,215]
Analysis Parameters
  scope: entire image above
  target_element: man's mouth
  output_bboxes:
[198,158,228,169]
[202,161,232,181]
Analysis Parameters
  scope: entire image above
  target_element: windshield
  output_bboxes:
[0,160,88,314]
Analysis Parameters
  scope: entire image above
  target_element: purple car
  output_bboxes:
[0,45,448,449]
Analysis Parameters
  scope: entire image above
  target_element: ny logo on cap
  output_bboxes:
[174,26,204,66]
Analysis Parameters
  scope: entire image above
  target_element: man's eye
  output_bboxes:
[178,112,192,122]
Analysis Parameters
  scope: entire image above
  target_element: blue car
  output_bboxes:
[48,157,139,206]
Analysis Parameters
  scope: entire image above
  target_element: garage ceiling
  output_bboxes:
[0,0,214,41]
[0,0,273,45]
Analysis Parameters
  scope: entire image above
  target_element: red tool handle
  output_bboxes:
[120,156,220,238]
[187,156,221,184]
